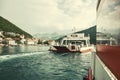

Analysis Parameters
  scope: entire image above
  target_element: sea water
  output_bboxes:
[0,45,91,80]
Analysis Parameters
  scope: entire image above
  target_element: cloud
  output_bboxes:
[0,0,96,35]
[56,0,94,16]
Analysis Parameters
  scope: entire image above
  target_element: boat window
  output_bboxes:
[71,34,78,37]
[63,40,67,45]
[62,40,86,45]
[71,42,75,44]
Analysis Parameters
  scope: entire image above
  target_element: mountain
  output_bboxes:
[0,16,32,38]
[75,26,96,44]
[33,32,64,40]
[57,26,96,45]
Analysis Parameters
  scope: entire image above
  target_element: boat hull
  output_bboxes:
[49,46,93,53]
[88,45,120,80]
[49,46,80,53]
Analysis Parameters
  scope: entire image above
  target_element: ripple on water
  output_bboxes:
[0,50,91,80]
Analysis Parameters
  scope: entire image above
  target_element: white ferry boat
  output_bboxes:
[49,33,93,53]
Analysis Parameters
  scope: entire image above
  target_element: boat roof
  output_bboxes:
[97,45,120,79]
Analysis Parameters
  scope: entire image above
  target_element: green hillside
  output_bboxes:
[0,16,32,38]
[57,26,96,45]
[75,26,96,45]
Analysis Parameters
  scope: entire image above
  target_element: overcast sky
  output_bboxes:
[0,0,97,35]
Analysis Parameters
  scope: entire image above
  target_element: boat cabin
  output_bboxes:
[60,33,90,47]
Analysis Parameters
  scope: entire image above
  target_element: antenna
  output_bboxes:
[72,27,76,33]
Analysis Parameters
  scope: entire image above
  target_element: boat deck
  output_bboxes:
[96,45,120,79]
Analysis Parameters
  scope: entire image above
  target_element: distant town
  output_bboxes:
[0,31,56,46]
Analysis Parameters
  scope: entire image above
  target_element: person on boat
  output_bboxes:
[81,42,84,47]
[68,43,71,49]
[71,42,76,50]
[56,42,59,46]
[77,45,81,51]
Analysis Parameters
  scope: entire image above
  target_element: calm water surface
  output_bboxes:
[0,45,91,80]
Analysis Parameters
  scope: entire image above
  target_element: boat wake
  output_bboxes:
[0,51,48,62]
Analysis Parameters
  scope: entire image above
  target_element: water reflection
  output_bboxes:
[97,0,120,45]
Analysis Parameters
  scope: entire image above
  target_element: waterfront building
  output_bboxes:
[48,40,56,45]
[6,38,17,46]
[26,39,35,45]
[0,31,4,37]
